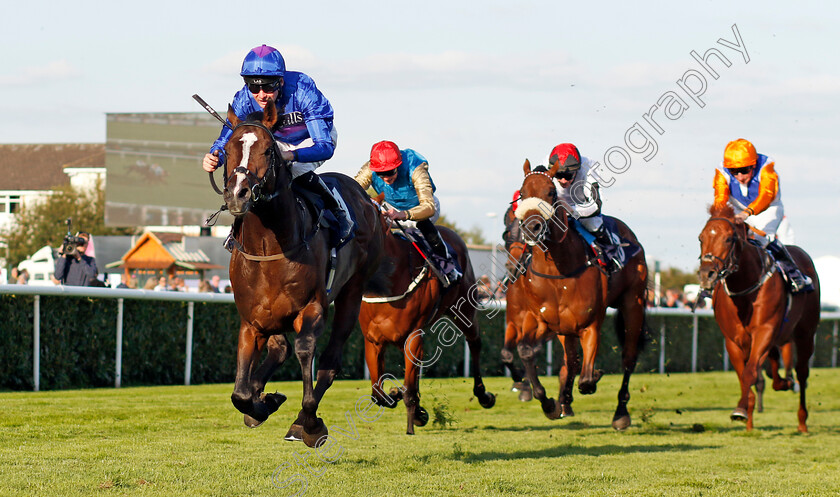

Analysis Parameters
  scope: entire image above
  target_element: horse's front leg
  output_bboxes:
[577,324,604,395]
[556,335,578,418]
[243,334,291,427]
[231,322,276,426]
[286,302,327,447]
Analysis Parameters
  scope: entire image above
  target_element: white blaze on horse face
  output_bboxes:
[514,197,555,221]
[233,132,259,192]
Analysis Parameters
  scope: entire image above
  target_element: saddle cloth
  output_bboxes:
[601,217,642,269]
[394,227,462,279]
[291,176,357,249]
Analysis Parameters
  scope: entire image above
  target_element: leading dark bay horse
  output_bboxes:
[697,204,820,431]
[358,209,496,435]
[511,160,649,430]
[221,102,387,447]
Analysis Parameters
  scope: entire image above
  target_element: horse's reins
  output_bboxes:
[517,175,602,279]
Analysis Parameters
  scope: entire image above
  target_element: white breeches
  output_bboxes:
[744,203,784,246]
[578,215,603,232]
[276,127,339,179]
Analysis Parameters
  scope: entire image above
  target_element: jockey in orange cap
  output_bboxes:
[355,140,461,284]
[713,138,813,293]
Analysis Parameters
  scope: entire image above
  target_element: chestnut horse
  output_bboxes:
[221,103,386,447]
[359,216,496,434]
[697,204,820,431]
[512,160,648,429]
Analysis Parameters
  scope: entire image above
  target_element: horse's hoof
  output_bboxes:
[244,414,264,428]
[518,388,533,402]
[284,423,304,442]
[730,408,748,422]
[511,381,528,392]
[560,404,575,418]
[302,418,328,448]
[261,392,287,414]
[612,415,631,431]
[479,392,496,409]
[414,407,429,427]
[389,387,404,401]
[542,399,563,420]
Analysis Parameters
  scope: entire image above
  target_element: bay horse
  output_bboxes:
[358,208,496,434]
[697,204,820,431]
[512,160,649,429]
[221,102,386,447]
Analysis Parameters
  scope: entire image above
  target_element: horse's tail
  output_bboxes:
[364,255,396,297]
[613,307,650,352]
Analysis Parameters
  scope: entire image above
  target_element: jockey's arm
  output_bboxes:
[354,162,373,189]
[713,168,730,208]
[570,177,602,219]
[406,165,436,221]
[746,161,779,216]
[293,118,335,163]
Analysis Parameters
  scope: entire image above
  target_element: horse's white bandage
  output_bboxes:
[514,197,555,221]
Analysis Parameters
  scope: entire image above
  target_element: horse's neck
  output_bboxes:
[241,190,306,252]
[726,239,767,289]
[533,221,588,273]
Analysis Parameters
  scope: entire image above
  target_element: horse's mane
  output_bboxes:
[533,165,548,173]
[709,203,735,219]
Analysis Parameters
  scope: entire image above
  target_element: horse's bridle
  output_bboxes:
[518,171,570,246]
[700,216,774,296]
[219,120,287,206]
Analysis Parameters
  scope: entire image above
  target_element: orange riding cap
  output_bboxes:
[723,138,757,169]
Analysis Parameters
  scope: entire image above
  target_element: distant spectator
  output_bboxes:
[223,284,232,294]
[154,276,168,291]
[54,232,97,286]
[143,277,158,290]
[198,279,213,293]
[17,268,30,285]
[210,275,221,293]
[661,289,681,308]
[7,268,20,285]
[117,274,138,289]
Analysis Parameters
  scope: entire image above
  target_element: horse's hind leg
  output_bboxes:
[463,320,496,409]
[502,322,531,401]
[518,340,561,420]
[612,301,646,431]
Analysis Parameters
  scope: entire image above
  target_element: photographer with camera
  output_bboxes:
[54,229,98,286]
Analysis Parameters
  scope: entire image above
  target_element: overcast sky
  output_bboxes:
[2,1,838,271]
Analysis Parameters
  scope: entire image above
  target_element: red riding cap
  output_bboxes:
[369,141,402,172]
[548,143,582,173]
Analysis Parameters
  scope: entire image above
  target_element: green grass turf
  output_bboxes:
[2,370,840,496]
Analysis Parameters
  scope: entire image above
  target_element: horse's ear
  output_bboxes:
[522,159,531,175]
[547,161,560,178]
[262,98,278,129]
[227,105,241,128]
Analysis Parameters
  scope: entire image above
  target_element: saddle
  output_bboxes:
[591,218,641,273]
[394,227,462,286]
[291,177,356,250]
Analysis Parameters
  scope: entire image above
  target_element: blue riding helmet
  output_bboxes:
[240,44,286,78]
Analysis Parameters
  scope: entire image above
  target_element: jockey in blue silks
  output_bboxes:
[202,44,351,241]
[355,140,462,283]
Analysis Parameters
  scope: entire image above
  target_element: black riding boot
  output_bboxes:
[417,219,462,284]
[592,225,622,273]
[767,239,814,293]
[294,171,353,242]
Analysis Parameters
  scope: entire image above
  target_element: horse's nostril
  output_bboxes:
[237,188,249,200]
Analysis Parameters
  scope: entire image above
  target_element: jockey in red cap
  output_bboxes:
[355,141,461,284]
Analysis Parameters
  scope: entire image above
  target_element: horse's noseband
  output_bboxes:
[226,121,286,205]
